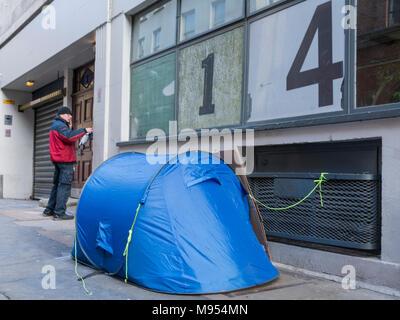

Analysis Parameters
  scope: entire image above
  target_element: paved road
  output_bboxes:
[0,199,398,300]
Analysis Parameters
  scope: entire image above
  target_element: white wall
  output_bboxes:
[0,0,108,88]
[93,24,107,170]
[112,0,149,16]
[0,89,34,199]
[109,14,132,159]
[0,0,47,46]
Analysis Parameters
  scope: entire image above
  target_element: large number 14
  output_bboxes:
[287,1,343,107]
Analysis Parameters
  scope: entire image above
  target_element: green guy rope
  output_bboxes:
[249,173,329,211]
[74,233,93,296]
[123,203,142,284]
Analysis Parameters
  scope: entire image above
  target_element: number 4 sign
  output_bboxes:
[247,0,345,123]
[287,1,343,107]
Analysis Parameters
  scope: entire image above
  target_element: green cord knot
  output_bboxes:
[123,230,133,257]
[123,203,142,284]
[249,172,329,211]
[74,233,93,296]
[314,172,329,208]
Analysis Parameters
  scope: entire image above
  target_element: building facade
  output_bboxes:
[0,0,399,294]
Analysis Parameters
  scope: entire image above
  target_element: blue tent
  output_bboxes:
[73,152,279,294]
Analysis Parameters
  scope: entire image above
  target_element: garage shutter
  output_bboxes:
[33,100,63,199]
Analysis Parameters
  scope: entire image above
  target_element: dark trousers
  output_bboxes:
[46,162,74,215]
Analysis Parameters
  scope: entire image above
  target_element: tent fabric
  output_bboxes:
[73,152,279,294]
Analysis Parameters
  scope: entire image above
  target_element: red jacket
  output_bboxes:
[49,116,87,163]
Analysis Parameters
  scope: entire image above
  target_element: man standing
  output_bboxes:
[42,106,93,220]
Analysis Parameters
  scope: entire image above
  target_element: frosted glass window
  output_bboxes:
[178,27,244,130]
[130,53,176,139]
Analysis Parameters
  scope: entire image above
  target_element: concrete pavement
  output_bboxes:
[0,199,398,300]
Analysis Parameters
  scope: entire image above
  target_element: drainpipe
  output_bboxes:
[103,0,113,161]
[0,175,3,199]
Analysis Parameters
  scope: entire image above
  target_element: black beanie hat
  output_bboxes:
[57,106,72,115]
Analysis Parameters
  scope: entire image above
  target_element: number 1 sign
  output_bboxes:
[179,27,243,131]
[247,0,345,123]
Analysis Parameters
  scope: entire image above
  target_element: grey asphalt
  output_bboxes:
[0,199,398,300]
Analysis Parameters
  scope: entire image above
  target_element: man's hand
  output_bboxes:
[68,121,72,129]
[86,128,93,134]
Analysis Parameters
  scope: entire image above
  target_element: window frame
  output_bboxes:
[244,0,350,130]
[129,50,178,140]
[152,27,162,53]
[138,37,145,59]
[123,0,400,145]
[181,9,196,40]
[211,0,227,28]
[389,0,400,26]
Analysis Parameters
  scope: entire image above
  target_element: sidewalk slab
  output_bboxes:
[38,198,79,208]
[0,199,398,300]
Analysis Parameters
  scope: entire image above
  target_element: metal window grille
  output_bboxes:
[248,173,380,251]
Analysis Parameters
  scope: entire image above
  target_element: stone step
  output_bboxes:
[38,197,79,208]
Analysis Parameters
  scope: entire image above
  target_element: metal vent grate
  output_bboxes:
[248,174,380,251]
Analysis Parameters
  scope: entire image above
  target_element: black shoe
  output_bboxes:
[42,209,54,217]
[53,213,74,221]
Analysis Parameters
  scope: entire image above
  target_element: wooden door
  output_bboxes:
[72,90,93,189]
[72,62,95,189]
